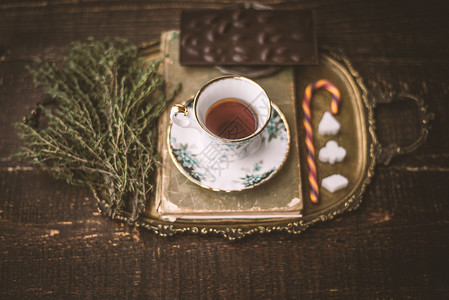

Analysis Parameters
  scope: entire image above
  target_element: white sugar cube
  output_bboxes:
[318,112,341,136]
[321,174,348,193]
[319,140,347,164]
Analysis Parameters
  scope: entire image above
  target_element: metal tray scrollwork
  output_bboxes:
[95,50,432,240]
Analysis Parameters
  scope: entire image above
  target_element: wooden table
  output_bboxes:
[1,0,448,298]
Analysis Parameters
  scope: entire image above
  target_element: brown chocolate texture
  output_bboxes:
[180,9,317,65]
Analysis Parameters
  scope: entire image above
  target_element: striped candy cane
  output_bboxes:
[302,80,341,203]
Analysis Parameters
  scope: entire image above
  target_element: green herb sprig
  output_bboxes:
[15,37,179,220]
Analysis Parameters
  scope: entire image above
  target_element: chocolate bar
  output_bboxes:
[180,8,317,66]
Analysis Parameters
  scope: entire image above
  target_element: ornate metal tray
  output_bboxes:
[96,43,432,240]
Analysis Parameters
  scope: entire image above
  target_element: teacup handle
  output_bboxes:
[374,92,434,165]
[170,104,193,128]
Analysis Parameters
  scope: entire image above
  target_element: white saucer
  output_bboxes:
[168,99,290,192]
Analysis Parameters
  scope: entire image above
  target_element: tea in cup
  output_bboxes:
[205,97,258,140]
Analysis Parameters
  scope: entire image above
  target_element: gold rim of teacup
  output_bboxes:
[193,75,272,143]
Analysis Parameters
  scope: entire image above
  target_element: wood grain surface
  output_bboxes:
[1,0,449,299]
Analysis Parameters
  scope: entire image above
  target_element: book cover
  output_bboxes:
[152,31,303,222]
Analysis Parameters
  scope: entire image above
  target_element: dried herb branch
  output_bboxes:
[15,37,179,220]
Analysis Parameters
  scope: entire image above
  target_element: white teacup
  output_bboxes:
[170,75,271,159]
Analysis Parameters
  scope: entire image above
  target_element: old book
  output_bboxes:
[152,31,303,222]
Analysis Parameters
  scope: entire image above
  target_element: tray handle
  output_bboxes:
[374,92,434,165]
